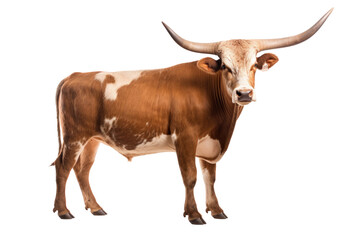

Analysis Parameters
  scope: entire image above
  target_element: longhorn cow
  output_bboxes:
[53,9,333,224]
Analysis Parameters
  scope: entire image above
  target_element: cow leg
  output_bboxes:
[73,139,106,216]
[199,159,227,219]
[53,140,86,219]
[175,134,205,225]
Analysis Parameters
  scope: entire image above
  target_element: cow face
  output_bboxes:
[197,40,278,106]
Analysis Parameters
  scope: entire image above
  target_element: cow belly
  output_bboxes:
[109,134,176,158]
[103,131,221,162]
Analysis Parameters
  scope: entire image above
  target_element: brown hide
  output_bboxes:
[53,60,242,222]
[58,61,242,159]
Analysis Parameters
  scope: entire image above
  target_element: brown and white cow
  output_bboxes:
[52,9,333,224]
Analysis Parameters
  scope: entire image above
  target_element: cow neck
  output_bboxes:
[208,71,237,122]
[206,70,243,153]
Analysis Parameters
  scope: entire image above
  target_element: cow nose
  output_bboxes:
[235,89,252,102]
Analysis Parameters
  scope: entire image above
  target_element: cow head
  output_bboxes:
[196,42,278,105]
[163,8,333,106]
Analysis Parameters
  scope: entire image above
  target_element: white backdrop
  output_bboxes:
[1,0,359,239]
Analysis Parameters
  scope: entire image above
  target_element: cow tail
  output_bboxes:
[51,79,66,167]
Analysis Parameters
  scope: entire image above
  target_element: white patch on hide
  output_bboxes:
[111,134,176,157]
[171,132,178,143]
[201,168,214,204]
[196,135,222,162]
[104,117,117,128]
[95,71,143,100]
[100,117,117,134]
[66,141,85,162]
[261,62,269,71]
[74,142,85,160]
[100,117,117,144]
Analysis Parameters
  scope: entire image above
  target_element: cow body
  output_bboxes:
[53,9,332,224]
[59,62,241,162]
[54,61,240,222]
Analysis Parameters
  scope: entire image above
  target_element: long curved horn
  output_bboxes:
[162,22,219,55]
[257,8,333,51]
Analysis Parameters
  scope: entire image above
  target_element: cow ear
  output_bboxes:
[256,53,279,71]
[197,57,221,74]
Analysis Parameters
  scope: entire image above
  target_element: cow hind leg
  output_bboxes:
[73,139,106,216]
[199,159,227,219]
[53,139,86,219]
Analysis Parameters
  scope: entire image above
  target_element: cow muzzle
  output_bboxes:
[232,88,256,105]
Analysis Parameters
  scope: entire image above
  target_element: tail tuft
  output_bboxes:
[50,145,63,167]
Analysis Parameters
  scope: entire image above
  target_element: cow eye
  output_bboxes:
[221,64,232,73]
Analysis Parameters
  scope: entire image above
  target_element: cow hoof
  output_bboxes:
[212,212,228,219]
[189,217,206,225]
[59,212,75,219]
[92,209,107,216]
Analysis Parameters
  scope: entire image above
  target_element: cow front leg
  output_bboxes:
[199,159,227,219]
[175,134,205,225]
[73,139,106,216]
